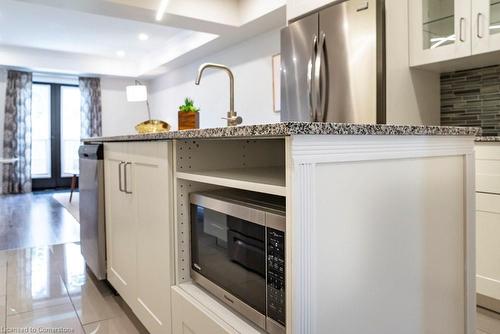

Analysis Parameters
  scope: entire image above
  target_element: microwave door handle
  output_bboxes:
[308,35,318,121]
[317,32,328,122]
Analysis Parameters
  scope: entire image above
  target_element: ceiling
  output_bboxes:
[0,0,286,77]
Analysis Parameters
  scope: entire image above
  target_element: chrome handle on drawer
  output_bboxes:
[118,162,125,192]
[124,162,133,194]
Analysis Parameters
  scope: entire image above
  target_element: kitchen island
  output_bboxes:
[85,122,480,334]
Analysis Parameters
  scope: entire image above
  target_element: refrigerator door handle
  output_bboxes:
[308,35,318,121]
[315,32,327,122]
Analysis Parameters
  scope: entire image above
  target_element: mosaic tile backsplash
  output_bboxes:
[441,65,500,136]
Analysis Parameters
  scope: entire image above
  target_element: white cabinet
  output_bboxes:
[410,0,500,67]
[472,0,500,55]
[104,142,173,334]
[409,0,471,66]
[477,193,500,302]
[171,287,234,334]
[476,143,500,313]
[104,143,136,303]
[286,0,335,21]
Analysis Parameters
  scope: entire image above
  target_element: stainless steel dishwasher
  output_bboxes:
[79,144,106,280]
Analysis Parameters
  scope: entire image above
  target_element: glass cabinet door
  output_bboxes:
[489,0,500,34]
[472,0,500,54]
[410,0,471,67]
[422,0,456,49]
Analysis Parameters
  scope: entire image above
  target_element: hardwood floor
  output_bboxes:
[0,191,79,251]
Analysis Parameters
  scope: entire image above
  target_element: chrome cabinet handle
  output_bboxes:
[317,32,328,122]
[460,17,466,42]
[118,161,125,193]
[477,13,484,38]
[308,35,318,121]
[124,162,133,194]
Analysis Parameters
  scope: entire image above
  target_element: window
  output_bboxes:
[31,82,81,189]
[31,84,51,179]
[60,86,81,177]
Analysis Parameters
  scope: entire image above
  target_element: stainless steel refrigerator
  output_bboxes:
[281,0,385,123]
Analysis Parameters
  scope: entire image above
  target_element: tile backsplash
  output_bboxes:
[441,65,500,136]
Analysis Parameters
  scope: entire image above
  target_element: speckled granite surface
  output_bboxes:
[476,136,500,142]
[84,122,481,143]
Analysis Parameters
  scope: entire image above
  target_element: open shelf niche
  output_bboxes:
[172,138,286,333]
[174,138,286,195]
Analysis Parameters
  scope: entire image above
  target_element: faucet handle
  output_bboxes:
[222,115,243,126]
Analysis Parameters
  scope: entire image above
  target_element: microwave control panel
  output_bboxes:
[267,228,285,326]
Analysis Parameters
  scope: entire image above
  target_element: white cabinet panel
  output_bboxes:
[477,194,500,300]
[286,0,335,21]
[131,142,173,334]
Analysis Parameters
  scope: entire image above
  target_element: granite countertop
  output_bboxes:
[476,136,500,142]
[84,122,481,143]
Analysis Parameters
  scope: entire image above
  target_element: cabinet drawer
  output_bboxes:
[477,193,500,213]
[476,160,500,194]
[476,144,500,160]
[171,287,235,334]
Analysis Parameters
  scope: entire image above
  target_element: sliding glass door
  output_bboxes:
[32,83,81,190]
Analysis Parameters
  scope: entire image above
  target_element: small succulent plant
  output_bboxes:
[179,97,200,113]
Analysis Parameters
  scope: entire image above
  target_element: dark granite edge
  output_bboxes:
[83,122,481,143]
[476,136,500,142]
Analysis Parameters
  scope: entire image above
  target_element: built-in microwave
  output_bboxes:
[190,189,286,334]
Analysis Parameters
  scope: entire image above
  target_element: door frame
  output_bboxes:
[32,82,79,190]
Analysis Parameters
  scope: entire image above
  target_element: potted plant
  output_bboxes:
[178,97,200,130]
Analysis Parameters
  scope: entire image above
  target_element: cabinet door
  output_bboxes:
[171,287,233,334]
[287,0,335,21]
[472,0,500,54]
[130,142,174,334]
[104,143,136,305]
[409,0,471,66]
[476,193,500,301]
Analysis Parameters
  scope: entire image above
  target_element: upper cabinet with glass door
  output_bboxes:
[410,0,472,66]
[472,0,500,54]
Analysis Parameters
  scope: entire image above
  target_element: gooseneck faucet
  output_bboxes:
[195,63,243,127]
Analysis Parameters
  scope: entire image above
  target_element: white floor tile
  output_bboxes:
[83,315,142,334]
[6,303,84,334]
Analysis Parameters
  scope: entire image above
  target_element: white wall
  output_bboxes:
[101,77,145,136]
[148,29,281,130]
[0,68,6,194]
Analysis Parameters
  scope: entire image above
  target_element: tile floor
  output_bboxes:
[478,307,500,334]
[1,192,500,333]
[0,191,79,251]
[0,242,146,334]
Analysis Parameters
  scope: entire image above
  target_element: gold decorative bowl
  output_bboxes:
[135,120,171,134]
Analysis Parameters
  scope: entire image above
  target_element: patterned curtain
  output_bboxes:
[79,77,102,138]
[2,70,33,194]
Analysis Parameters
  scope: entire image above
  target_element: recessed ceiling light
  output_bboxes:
[138,33,150,41]
[156,0,169,21]
[116,50,126,57]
